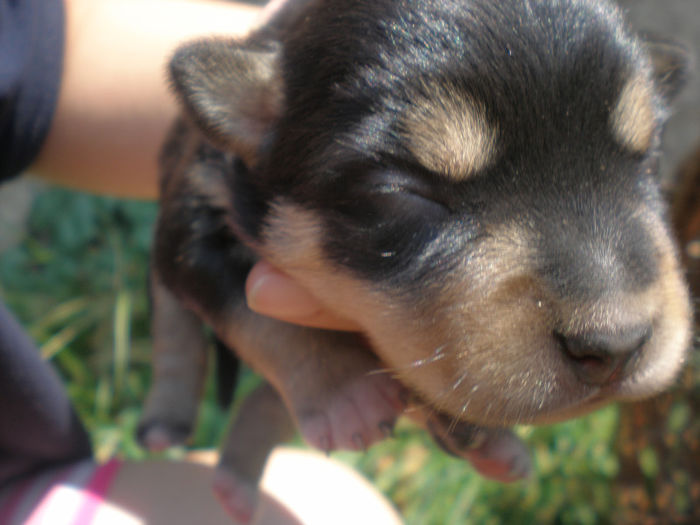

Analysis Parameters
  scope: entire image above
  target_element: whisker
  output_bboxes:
[451,371,468,391]
[367,344,447,375]
[412,368,471,426]
[407,345,447,368]
[447,400,470,434]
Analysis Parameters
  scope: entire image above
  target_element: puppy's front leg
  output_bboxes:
[138,268,209,451]
[200,306,404,521]
[213,306,406,454]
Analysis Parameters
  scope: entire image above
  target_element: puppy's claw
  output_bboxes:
[508,452,533,480]
[352,432,367,451]
[319,436,332,456]
[378,421,394,438]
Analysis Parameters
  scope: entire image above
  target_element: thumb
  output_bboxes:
[245,260,360,331]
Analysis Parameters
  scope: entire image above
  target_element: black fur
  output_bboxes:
[230,0,671,297]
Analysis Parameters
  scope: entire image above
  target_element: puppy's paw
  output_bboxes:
[136,419,192,452]
[426,414,531,482]
[213,467,259,524]
[464,429,532,482]
[294,372,406,452]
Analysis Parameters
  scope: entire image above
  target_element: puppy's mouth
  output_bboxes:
[369,321,648,427]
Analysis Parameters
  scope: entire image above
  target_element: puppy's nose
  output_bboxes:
[556,326,651,385]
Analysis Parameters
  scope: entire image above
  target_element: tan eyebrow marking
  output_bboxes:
[401,84,498,180]
[610,74,656,153]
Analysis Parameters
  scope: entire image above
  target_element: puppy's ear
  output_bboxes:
[641,34,692,103]
[169,38,284,167]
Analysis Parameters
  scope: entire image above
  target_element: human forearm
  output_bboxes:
[33,0,260,199]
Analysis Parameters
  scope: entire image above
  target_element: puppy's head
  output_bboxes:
[170,0,692,426]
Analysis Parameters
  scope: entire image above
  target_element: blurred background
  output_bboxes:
[0,1,697,523]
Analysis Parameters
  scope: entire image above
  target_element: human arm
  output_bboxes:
[31,0,260,199]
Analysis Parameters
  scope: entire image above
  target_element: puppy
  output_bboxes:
[138,0,692,520]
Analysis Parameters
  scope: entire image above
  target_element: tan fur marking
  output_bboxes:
[611,75,656,153]
[260,199,327,274]
[611,209,692,397]
[402,85,498,180]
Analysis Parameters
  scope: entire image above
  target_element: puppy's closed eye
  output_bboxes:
[368,172,452,220]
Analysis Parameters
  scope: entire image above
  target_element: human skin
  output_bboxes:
[104,450,399,524]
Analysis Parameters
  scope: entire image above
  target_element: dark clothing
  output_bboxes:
[0,0,65,181]
[0,0,93,485]
[0,303,92,483]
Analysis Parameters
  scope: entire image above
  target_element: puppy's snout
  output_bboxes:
[555,325,651,385]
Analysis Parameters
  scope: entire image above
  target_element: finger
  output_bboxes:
[245,260,360,331]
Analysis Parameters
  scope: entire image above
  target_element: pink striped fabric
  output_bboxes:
[0,459,122,525]
[70,459,121,524]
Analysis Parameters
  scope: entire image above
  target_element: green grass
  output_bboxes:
[338,407,620,525]
[1,185,693,524]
